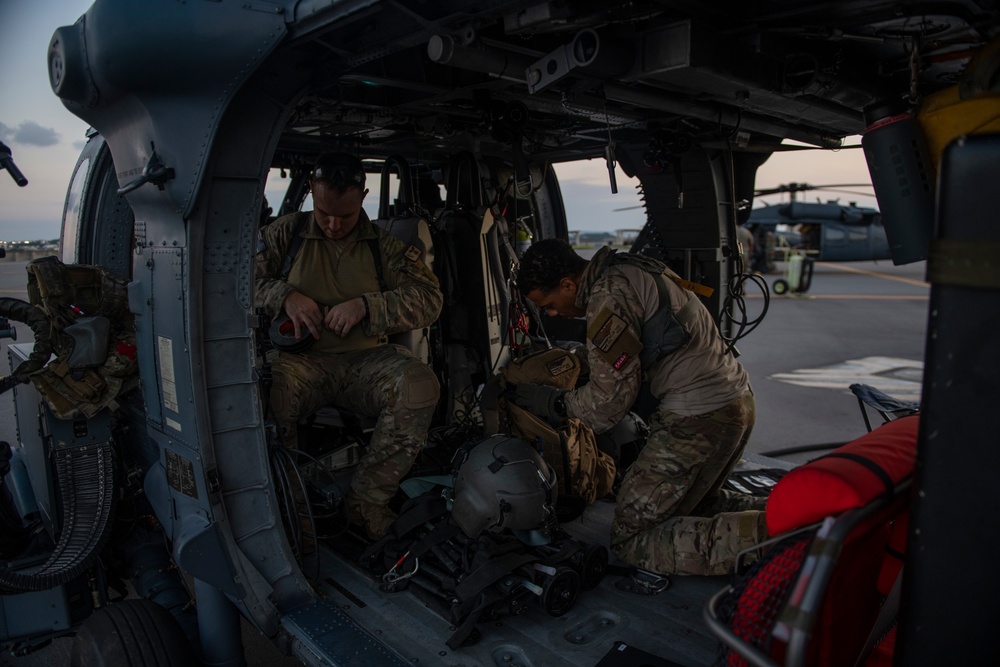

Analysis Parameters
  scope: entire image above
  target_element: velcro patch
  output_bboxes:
[404,245,422,263]
[592,313,627,352]
[546,355,576,378]
[587,308,642,371]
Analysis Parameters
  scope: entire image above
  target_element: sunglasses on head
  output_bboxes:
[310,156,365,187]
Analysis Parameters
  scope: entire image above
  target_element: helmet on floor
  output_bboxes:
[451,435,558,538]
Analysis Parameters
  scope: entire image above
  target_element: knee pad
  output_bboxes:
[400,363,439,410]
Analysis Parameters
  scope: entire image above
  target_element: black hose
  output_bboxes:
[0,297,54,386]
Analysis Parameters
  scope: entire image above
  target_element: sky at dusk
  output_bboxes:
[0,1,878,242]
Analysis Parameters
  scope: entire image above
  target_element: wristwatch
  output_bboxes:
[553,395,567,419]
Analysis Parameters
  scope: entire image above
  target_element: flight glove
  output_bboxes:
[510,383,567,421]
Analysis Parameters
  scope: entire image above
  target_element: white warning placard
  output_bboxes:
[157,335,180,413]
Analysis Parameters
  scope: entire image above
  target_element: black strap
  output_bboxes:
[359,493,447,562]
[279,213,310,281]
[453,551,537,602]
[367,238,387,292]
[446,588,504,650]
[539,540,582,567]
[409,522,463,561]
[556,438,573,495]
[821,452,895,497]
[854,567,904,667]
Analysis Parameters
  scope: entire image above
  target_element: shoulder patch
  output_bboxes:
[591,311,627,352]
[587,308,642,370]
[404,245,422,263]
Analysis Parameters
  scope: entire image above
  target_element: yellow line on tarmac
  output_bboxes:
[816,261,929,288]
[788,294,927,300]
[0,289,27,294]
[745,294,928,300]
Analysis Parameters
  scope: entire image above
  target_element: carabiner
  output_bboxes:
[383,551,420,583]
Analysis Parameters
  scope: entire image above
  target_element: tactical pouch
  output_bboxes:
[499,348,615,515]
[50,359,107,401]
[22,257,137,419]
[502,347,582,390]
[505,405,615,502]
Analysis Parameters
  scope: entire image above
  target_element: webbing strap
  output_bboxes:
[367,238,387,292]
[540,539,582,567]
[359,494,447,562]
[279,213,310,282]
[820,452,895,497]
[854,567,905,667]
[446,587,505,650]
[409,522,463,560]
[454,551,537,601]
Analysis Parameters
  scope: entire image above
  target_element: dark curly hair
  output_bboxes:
[516,239,588,293]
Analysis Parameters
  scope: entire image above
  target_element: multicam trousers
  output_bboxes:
[266,344,440,505]
[610,391,766,575]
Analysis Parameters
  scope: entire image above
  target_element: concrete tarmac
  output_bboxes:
[736,258,928,464]
[0,256,930,666]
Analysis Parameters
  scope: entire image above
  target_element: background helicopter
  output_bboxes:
[743,182,889,271]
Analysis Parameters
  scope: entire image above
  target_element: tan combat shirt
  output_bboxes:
[565,247,750,432]
[255,210,443,354]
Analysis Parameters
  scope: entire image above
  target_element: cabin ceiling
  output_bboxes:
[266,0,999,165]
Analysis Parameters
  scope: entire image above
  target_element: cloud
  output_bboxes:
[12,121,60,147]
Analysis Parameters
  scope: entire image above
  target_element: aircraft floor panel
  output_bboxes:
[311,499,731,667]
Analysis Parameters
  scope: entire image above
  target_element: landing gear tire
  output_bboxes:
[580,544,609,590]
[772,279,789,295]
[539,566,581,617]
[70,599,197,667]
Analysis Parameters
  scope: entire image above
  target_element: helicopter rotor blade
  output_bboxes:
[754,182,872,197]
[700,142,864,153]
[808,188,877,198]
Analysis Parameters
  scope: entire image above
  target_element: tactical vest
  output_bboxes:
[24,256,138,419]
[599,250,700,369]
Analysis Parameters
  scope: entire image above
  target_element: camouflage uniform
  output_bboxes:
[564,247,763,575]
[255,210,443,506]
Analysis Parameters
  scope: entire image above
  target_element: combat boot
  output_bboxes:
[731,510,771,570]
[346,490,397,540]
[735,509,769,549]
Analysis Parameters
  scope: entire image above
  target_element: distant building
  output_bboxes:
[0,240,60,262]
[614,229,641,246]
